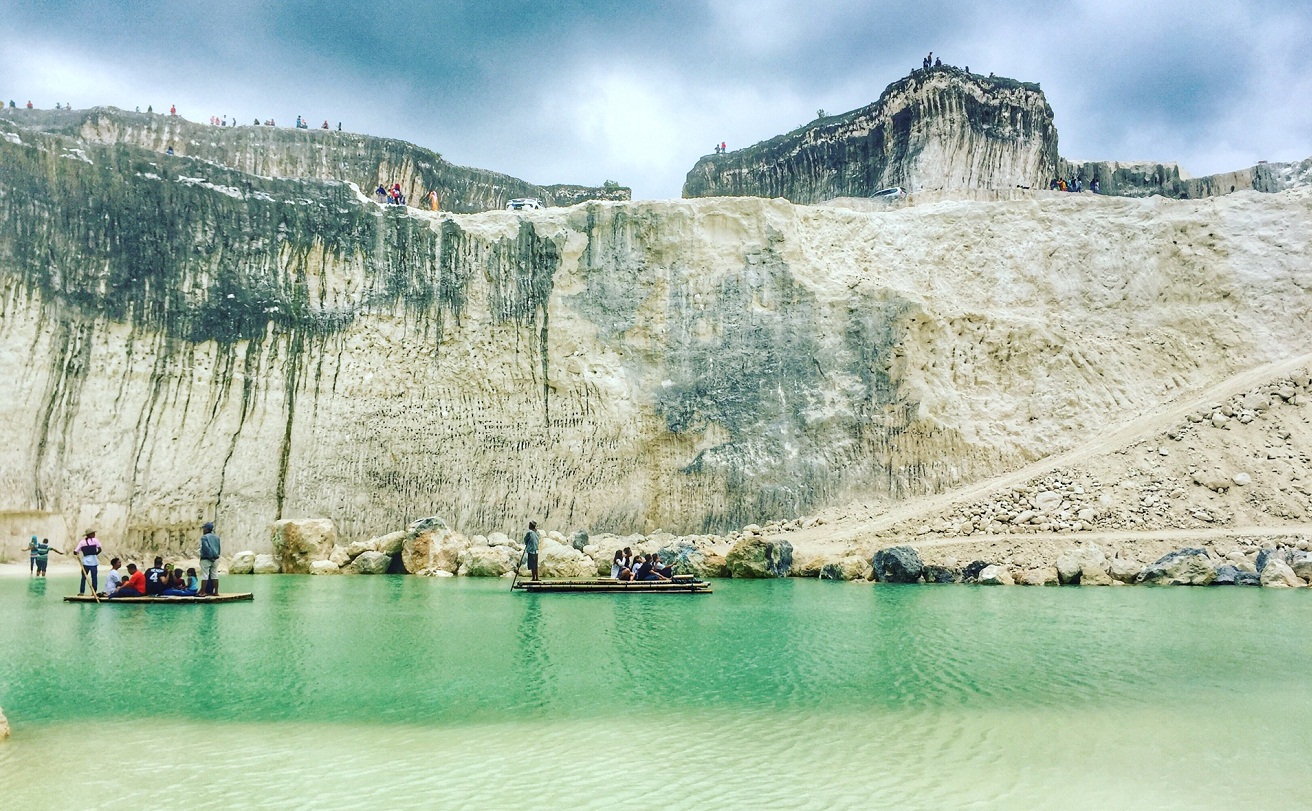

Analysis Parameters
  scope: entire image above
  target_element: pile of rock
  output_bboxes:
[725,525,793,577]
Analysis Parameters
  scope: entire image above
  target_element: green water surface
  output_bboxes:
[1,575,1309,809]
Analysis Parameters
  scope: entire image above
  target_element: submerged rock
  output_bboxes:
[1137,548,1215,586]
[872,546,923,583]
[271,518,337,574]
[228,551,256,575]
[726,537,793,578]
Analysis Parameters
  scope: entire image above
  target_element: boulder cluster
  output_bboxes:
[866,540,1312,588]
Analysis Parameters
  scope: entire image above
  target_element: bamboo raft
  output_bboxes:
[514,576,711,594]
[63,593,254,604]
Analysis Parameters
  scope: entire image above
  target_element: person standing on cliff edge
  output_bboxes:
[524,521,540,581]
[199,522,221,596]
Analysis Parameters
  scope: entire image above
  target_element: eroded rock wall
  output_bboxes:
[1059,157,1312,199]
[0,107,630,213]
[2,118,1310,558]
[683,68,1059,201]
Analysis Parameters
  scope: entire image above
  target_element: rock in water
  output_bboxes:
[977,565,1014,585]
[0,706,9,740]
[228,551,256,575]
[252,554,280,575]
[961,560,991,582]
[538,539,596,579]
[1137,548,1216,586]
[726,537,793,578]
[271,518,337,574]
[1021,568,1059,586]
[872,546,924,583]
[400,517,451,574]
[1260,559,1304,588]
[346,550,390,575]
[921,564,959,584]
[1056,544,1109,585]
[1212,565,1241,586]
[457,545,515,577]
[1109,558,1142,584]
[310,560,340,575]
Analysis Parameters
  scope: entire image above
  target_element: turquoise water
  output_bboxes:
[2,575,1310,809]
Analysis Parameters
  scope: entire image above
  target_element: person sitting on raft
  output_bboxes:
[611,550,626,579]
[144,557,169,596]
[102,558,124,595]
[108,563,146,598]
[637,553,673,581]
[161,567,199,597]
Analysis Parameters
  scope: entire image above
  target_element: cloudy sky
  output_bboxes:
[4,0,1310,198]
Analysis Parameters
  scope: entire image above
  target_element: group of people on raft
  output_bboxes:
[610,548,675,582]
[27,522,222,598]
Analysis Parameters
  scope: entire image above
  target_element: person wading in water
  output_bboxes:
[524,521,540,581]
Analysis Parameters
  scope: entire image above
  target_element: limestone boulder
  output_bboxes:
[457,545,515,577]
[819,556,873,582]
[1137,548,1215,586]
[0,705,8,740]
[1260,559,1304,588]
[921,564,959,584]
[371,530,407,557]
[271,518,337,574]
[1257,547,1293,573]
[1109,558,1142,584]
[726,537,793,578]
[252,554,280,574]
[310,560,340,575]
[345,539,376,560]
[228,551,256,575]
[346,550,391,575]
[871,546,924,583]
[660,543,728,578]
[1056,544,1108,585]
[1290,554,1312,582]
[400,517,454,574]
[538,539,596,579]
[329,545,351,568]
[977,565,1014,585]
[1020,567,1059,586]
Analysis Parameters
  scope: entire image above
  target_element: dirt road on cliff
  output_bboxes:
[793,351,1312,551]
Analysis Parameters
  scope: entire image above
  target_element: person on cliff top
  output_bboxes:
[524,521,540,581]
[33,538,62,577]
[108,563,145,598]
[199,521,221,596]
[26,100,33,109]
[935,57,942,67]
[28,535,38,575]
[169,104,176,116]
[103,558,124,595]
[428,190,440,211]
[144,556,169,596]
[74,530,103,595]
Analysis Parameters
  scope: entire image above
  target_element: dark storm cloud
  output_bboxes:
[4,1,1310,197]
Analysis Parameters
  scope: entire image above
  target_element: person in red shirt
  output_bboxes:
[109,563,146,598]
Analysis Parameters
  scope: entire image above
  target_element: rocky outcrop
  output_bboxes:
[685,68,1057,201]
[271,519,337,574]
[726,537,793,578]
[872,546,924,583]
[1058,157,1312,200]
[0,106,628,214]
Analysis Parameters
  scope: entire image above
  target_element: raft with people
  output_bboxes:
[513,575,712,594]
[64,593,254,604]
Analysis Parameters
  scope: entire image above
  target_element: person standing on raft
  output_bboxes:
[524,521,540,582]
[74,530,103,595]
[199,521,221,596]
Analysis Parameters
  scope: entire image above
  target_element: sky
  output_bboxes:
[3,0,1310,199]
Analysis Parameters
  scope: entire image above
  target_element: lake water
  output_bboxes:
[1,575,1310,809]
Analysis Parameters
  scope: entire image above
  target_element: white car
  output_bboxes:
[870,187,904,199]
[507,198,544,211]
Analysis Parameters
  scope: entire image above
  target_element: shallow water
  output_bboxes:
[1,575,1309,809]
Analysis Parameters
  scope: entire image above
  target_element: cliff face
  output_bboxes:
[2,116,1310,557]
[0,107,630,213]
[683,68,1059,202]
[1059,157,1312,199]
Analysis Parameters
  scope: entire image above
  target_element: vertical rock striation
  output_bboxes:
[683,67,1059,202]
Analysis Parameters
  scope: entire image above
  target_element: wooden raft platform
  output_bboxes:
[63,593,254,604]
[514,576,711,594]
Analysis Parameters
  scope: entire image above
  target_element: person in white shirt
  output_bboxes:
[102,558,124,595]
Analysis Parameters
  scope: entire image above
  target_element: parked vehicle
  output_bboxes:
[870,187,904,199]
[507,198,544,211]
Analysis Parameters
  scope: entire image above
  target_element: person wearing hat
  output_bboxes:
[74,530,103,595]
[198,521,221,596]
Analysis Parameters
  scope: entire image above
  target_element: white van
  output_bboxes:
[507,198,544,211]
